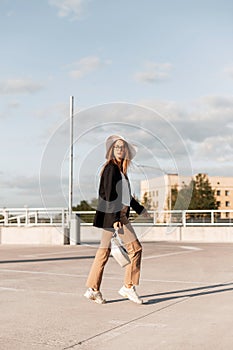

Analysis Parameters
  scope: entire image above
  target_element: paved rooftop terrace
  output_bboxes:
[0,241,233,349]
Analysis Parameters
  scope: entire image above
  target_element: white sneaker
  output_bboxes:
[84,288,106,304]
[118,285,143,304]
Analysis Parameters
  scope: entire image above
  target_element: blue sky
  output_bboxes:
[0,0,233,207]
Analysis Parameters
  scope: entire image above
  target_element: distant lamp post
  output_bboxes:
[68,96,81,245]
[69,96,74,218]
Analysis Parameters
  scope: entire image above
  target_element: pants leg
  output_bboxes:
[118,222,142,286]
[85,229,112,290]
[86,206,142,290]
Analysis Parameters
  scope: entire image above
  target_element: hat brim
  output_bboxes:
[105,135,137,160]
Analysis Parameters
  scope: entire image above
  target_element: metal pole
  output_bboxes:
[69,96,74,218]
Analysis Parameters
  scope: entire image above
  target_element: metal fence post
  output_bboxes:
[182,210,186,227]
[4,209,8,225]
[25,208,29,225]
[69,213,81,245]
[153,210,156,225]
[211,211,214,225]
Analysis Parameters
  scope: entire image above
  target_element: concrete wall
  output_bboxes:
[0,226,67,245]
[180,226,233,243]
[81,225,233,243]
[0,225,233,245]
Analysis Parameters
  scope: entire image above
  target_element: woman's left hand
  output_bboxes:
[141,209,150,218]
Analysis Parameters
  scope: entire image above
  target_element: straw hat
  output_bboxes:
[105,135,137,159]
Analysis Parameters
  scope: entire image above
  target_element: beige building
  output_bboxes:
[209,176,233,217]
[140,174,233,217]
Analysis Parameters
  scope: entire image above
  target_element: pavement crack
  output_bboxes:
[62,297,188,349]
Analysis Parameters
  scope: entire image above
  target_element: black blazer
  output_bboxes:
[93,161,144,229]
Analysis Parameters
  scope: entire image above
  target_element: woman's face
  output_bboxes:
[113,139,125,161]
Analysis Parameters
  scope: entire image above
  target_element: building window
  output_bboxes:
[225,201,230,207]
[217,201,221,207]
[216,190,221,196]
[226,212,229,218]
[225,190,230,196]
[156,190,159,197]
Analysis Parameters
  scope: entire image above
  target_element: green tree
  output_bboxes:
[174,182,193,210]
[189,173,218,210]
[72,200,92,211]
[174,174,218,210]
[72,200,97,223]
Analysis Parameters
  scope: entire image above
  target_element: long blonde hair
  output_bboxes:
[102,139,131,176]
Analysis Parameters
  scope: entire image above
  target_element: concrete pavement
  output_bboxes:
[0,242,233,349]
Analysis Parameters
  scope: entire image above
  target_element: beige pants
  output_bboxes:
[86,210,142,291]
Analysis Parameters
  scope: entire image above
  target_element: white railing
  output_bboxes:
[0,208,233,227]
[73,209,233,227]
[0,208,69,227]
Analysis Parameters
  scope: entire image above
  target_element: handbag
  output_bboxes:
[111,229,131,267]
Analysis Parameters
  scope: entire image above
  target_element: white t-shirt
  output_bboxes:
[121,172,131,206]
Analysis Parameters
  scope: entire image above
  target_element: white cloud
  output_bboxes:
[0,173,68,207]
[69,56,111,79]
[4,96,231,206]
[0,174,40,207]
[0,175,39,192]
[0,79,43,95]
[134,62,173,83]
[224,64,233,79]
[193,135,233,163]
[35,103,67,120]
[199,95,233,111]
[140,95,233,141]
[0,100,21,120]
[138,99,186,121]
[7,101,21,109]
[49,0,88,20]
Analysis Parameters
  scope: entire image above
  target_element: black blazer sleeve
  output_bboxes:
[93,163,122,229]
[102,163,121,208]
[93,162,145,229]
[130,197,144,215]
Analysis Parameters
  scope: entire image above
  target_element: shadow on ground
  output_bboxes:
[106,282,233,305]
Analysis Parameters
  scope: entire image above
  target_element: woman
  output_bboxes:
[84,135,149,304]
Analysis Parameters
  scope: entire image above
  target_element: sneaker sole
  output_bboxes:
[84,293,106,304]
[118,290,143,304]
